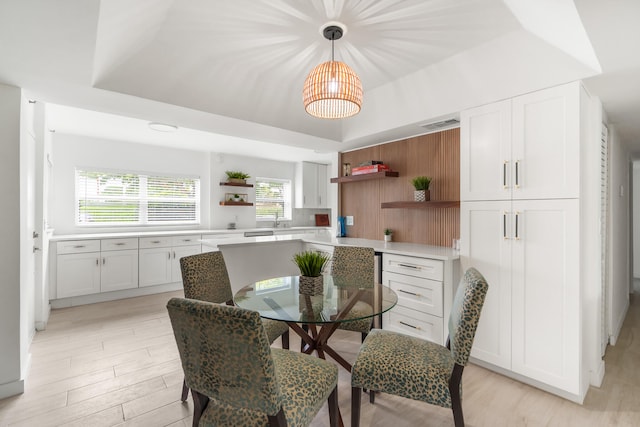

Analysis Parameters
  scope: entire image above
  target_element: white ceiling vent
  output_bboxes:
[418,118,460,132]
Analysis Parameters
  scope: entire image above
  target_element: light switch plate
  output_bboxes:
[346,216,354,226]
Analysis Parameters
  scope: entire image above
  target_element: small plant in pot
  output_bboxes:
[225,170,250,184]
[411,176,432,202]
[384,228,393,242]
[292,251,330,295]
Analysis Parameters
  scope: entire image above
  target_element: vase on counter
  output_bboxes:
[384,234,392,242]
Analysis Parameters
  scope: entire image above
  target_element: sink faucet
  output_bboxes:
[274,211,280,228]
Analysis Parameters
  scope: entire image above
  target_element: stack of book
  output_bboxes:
[351,161,391,175]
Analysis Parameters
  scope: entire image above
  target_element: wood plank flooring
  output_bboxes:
[1,290,639,426]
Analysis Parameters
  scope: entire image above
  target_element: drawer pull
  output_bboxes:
[151,240,161,244]
[399,321,421,330]
[182,239,192,242]
[398,289,421,297]
[398,263,421,270]
[115,242,125,246]
[73,245,85,249]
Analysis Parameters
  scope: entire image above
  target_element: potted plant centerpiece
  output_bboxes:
[292,250,330,295]
[225,170,251,184]
[411,176,432,202]
[384,228,393,242]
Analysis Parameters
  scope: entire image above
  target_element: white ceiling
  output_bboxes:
[0,0,638,159]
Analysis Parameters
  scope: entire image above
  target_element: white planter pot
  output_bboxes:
[384,234,392,242]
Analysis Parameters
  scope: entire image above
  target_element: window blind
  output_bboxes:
[76,169,200,226]
[255,178,291,220]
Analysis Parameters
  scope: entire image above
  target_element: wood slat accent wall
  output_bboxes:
[337,128,459,247]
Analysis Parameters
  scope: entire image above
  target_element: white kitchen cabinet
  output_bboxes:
[461,198,580,394]
[295,161,328,208]
[139,235,201,287]
[461,82,580,201]
[100,238,139,292]
[57,243,101,298]
[382,253,448,345]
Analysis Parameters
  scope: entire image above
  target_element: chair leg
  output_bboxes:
[181,378,189,402]
[267,408,287,427]
[281,330,290,350]
[351,387,362,427]
[300,324,308,351]
[369,389,376,404]
[328,386,339,427]
[361,331,367,343]
[191,390,209,427]
[449,363,465,427]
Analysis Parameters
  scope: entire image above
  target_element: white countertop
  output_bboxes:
[49,226,328,241]
[202,233,459,261]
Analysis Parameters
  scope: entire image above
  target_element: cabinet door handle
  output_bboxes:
[515,160,520,189]
[102,258,105,265]
[96,259,99,266]
[503,161,508,189]
[399,321,421,330]
[503,212,508,240]
[514,211,520,240]
[397,263,420,270]
[168,251,171,260]
[398,289,422,297]
[173,251,176,259]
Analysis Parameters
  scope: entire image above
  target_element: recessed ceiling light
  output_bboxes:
[148,122,178,132]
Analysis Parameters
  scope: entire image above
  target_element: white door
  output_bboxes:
[511,82,580,200]
[461,201,512,369]
[101,250,139,292]
[460,100,512,201]
[172,245,202,282]
[139,247,172,287]
[510,199,580,394]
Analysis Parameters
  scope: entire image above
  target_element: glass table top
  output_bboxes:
[234,275,397,324]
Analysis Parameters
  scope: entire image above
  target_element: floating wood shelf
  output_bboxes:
[381,201,460,209]
[220,182,253,187]
[219,201,253,206]
[330,171,399,183]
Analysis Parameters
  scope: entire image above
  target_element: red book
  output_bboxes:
[351,164,390,175]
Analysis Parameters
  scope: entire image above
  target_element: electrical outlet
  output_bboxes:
[346,216,354,226]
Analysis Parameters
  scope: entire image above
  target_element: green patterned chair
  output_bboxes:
[330,246,376,341]
[167,298,339,427]
[179,251,289,401]
[351,267,489,427]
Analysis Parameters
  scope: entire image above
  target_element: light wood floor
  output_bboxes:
[1,291,639,427]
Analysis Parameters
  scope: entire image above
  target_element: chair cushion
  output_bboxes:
[351,329,455,408]
[335,301,373,333]
[200,348,338,427]
[262,318,289,344]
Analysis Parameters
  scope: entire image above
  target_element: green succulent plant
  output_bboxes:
[225,171,251,180]
[411,176,432,191]
[292,251,330,277]
[384,228,393,235]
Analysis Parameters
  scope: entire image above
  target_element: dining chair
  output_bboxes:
[331,246,376,341]
[350,267,489,427]
[179,251,289,401]
[167,297,339,427]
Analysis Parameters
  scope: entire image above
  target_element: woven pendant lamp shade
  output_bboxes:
[303,60,363,119]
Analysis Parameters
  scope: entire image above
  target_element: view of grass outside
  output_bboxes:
[255,178,291,220]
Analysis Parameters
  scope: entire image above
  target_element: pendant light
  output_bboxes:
[303,24,363,119]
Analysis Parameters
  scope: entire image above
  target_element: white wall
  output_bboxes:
[633,162,640,278]
[0,83,25,398]
[608,125,631,344]
[50,134,211,234]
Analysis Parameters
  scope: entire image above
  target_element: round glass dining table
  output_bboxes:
[234,274,397,372]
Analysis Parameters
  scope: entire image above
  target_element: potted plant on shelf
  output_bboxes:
[225,170,251,184]
[411,176,432,202]
[292,250,330,295]
[384,228,393,242]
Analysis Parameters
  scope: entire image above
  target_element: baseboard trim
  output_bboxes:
[609,297,630,346]
[0,378,24,400]
[50,282,183,309]
[590,359,605,388]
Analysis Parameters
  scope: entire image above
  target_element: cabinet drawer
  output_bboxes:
[57,240,100,254]
[384,271,443,317]
[383,253,443,281]
[172,235,201,246]
[101,238,138,251]
[383,305,444,345]
[139,237,172,248]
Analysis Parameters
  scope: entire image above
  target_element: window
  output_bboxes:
[75,169,200,226]
[255,177,292,220]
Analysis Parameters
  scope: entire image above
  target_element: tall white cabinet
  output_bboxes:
[295,161,328,208]
[460,81,595,402]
